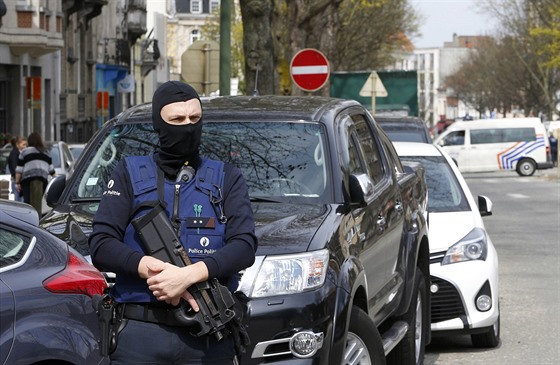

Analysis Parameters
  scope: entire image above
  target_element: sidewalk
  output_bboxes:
[536,166,559,181]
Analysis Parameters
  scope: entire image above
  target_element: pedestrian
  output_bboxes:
[89,81,257,365]
[549,131,558,166]
[14,132,54,215]
[7,135,27,201]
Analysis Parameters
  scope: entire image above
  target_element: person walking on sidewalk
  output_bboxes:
[7,135,27,201]
[15,132,55,215]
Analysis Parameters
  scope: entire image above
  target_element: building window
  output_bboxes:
[210,0,219,13]
[190,29,200,43]
[191,0,202,14]
[17,10,33,28]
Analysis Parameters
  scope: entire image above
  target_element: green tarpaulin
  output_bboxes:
[330,70,418,116]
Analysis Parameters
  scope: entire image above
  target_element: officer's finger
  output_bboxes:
[182,291,199,312]
[146,262,164,273]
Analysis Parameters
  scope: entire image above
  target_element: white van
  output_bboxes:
[433,118,553,176]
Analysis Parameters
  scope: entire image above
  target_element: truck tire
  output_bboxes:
[345,306,386,365]
[387,268,428,365]
[516,158,536,176]
[471,313,500,348]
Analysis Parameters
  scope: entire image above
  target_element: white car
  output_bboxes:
[0,148,14,200]
[46,141,75,178]
[68,143,86,162]
[394,141,500,348]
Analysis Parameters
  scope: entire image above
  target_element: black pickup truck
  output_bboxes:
[41,96,430,364]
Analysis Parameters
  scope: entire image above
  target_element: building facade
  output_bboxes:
[166,0,219,82]
[0,0,150,145]
[391,34,487,131]
[61,0,148,143]
[0,0,64,144]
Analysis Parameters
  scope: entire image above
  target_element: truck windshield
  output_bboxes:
[71,121,331,204]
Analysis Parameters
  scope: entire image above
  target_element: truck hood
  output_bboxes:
[41,201,331,257]
[252,202,331,256]
[428,211,478,252]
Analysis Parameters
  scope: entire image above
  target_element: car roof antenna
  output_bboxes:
[253,64,260,96]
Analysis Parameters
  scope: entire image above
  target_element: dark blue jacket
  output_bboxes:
[89,154,257,303]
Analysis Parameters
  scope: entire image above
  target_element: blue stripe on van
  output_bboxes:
[499,137,545,169]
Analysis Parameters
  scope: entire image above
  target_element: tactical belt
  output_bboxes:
[123,303,187,327]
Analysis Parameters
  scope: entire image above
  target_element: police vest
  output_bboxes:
[111,155,227,303]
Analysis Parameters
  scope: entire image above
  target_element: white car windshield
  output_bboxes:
[400,156,469,212]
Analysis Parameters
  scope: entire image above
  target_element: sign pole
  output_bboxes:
[371,73,376,114]
[359,72,387,113]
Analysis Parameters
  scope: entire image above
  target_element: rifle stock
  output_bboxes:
[132,204,235,340]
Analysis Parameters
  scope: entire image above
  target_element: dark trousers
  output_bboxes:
[110,319,235,365]
[21,179,46,215]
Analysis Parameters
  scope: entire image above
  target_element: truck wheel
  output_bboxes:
[387,268,428,365]
[471,314,500,348]
[344,306,386,365]
[516,158,536,176]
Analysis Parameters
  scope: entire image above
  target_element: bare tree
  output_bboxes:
[239,0,420,96]
[481,0,559,119]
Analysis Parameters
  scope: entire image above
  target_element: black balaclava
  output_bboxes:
[152,81,203,178]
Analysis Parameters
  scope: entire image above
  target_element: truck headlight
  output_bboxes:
[249,249,329,298]
[442,228,488,265]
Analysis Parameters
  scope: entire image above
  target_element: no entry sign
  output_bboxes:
[290,48,330,92]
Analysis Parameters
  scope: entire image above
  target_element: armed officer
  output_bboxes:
[89,81,257,364]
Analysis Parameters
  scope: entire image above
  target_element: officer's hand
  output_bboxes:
[138,256,165,279]
[147,261,209,304]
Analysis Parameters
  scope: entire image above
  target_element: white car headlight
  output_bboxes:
[249,249,329,298]
[442,227,488,265]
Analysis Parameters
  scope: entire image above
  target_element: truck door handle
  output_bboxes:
[395,201,403,215]
[377,215,386,233]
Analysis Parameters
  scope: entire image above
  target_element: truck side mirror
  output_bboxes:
[349,173,374,206]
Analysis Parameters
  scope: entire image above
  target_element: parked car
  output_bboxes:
[374,115,433,143]
[41,96,431,364]
[393,142,500,348]
[69,143,87,161]
[0,148,13,200]
[47,140,75,178]
[0,199,108,364]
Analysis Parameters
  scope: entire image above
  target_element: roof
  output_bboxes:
[444,117,544,131]
[115,96,362,124]
[374,115,432,143]
[392,141,442,157]
[0,199,39,226]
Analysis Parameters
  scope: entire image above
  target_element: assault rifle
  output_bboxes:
[132,203,236,341]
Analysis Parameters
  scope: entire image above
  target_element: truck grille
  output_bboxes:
[430,276,466,323]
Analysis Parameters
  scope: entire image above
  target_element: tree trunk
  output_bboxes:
[240,0,276,95]
[285,0,341,96]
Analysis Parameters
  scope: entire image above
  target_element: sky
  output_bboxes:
[411,0,497,48]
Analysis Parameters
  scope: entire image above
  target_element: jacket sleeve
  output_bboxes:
[8,150,18,177]
[202,163,257,279]
[89,159,143,277]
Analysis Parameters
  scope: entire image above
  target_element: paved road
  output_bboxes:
[424,167,560,365]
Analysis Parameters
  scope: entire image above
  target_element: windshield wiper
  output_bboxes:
[70,197,102,203]
[250,196,283,203]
